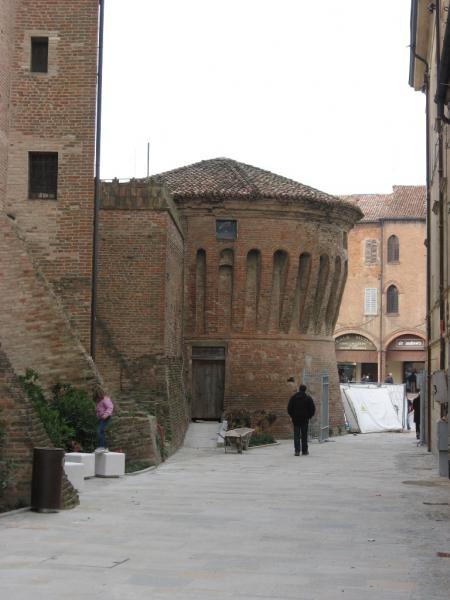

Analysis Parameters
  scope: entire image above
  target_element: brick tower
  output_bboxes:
[159,158,363,435]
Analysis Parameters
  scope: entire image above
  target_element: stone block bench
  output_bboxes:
[63,461,85,493]
[95,451,125,477]
[65,452,95,478]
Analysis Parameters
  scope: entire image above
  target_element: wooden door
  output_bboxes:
[192,359,225,420]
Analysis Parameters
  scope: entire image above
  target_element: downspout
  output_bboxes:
[90,0,105,359]
[379,220,384,383]
[423,66,432,450]
[435,2,446,379]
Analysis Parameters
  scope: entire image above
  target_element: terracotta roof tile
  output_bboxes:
[153,158,362,216]
[341,186,426,221]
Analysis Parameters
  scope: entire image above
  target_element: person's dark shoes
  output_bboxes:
[295,451,300,456]
[302,451,309,455]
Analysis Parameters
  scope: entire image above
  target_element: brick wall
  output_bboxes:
[0,214,101,394]
[96,180,189,451]
[5,0,98,348]
[223,339,344,437]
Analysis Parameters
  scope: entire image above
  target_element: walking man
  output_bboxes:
[287,384,316,456]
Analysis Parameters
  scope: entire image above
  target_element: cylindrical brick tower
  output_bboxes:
[159,158,362,436]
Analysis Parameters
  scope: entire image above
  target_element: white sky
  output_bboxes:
[101,0,426,195]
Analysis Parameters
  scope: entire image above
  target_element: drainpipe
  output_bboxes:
[423,67,432,450]
[378,220,384,383]
[435,2,446,378]
[90,0,105,359]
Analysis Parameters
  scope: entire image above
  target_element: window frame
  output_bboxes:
[28,152,58,200]
[30,36,49,73]
[387,234,400,263]
[216,219,237,241]
[386,285,399,314]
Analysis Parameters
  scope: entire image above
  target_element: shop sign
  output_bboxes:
[391,337,424,350]
[335,334,376,351]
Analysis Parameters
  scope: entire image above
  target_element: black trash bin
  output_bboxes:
[31,447,65,513]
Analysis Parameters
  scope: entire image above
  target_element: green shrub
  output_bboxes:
[52,383,97,451]
[249,432,275,446]
[19,369,96,452]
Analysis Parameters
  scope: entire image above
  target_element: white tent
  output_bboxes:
[340,384,406,433]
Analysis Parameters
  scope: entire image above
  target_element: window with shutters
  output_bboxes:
[31,37,49,73]
[386,285,399,313]
[29,152,58,199]
[364,240,378,264]
[387,235,399,262]
[364,288,378,315]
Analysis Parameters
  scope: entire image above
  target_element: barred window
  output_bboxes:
[31,37,49,73]
[386,285,399,314]
[364,288,378,315]
[29,152,58,199]
[387,235,399,262]
[364,240,378,264]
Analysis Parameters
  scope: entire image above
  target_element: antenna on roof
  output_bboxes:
[147,142,150,178]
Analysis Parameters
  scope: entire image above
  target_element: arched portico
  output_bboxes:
[385,332,425,388]
[335,332,378,383]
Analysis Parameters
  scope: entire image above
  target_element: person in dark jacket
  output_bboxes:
[287,384,316,456]
[413,391,421,440]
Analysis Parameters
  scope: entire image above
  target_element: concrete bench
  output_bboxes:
[222,427,255,454]
[64,461,85,492]
[95,451,125,477]
[65,452,95,478]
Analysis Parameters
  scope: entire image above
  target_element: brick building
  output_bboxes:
[335,186,426,385]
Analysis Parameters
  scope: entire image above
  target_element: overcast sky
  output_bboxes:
[101,0,426,195]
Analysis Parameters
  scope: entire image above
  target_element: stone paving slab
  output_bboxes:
[0,431,449,599]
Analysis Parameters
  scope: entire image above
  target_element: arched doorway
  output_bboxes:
[335,334,377,383]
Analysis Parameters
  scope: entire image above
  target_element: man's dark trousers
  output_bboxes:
[294,422,309,455]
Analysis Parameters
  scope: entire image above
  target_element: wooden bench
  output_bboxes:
[222,427,255,453]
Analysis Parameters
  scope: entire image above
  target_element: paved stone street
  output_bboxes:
[0,430,449,600]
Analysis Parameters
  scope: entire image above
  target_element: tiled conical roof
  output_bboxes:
[153,158,361,214]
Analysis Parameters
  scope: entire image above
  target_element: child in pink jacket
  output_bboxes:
[94,389,114,452]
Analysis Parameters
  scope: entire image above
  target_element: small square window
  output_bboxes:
[31,37,49,73]
[216,219,237,240]
[29,152,58,199]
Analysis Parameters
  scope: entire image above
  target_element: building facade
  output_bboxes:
[410,0,450,467]
[335,186,426,386]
